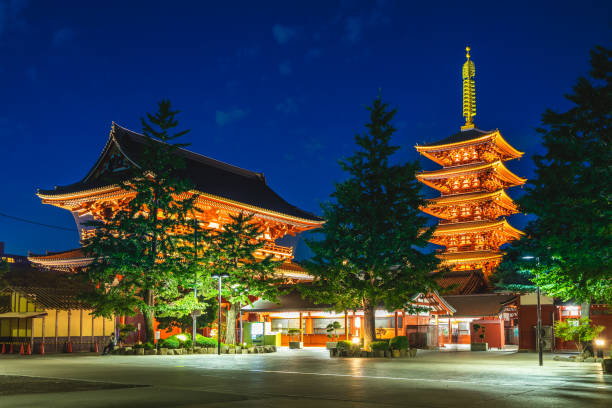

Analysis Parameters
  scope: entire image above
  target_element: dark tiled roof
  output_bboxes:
[435,270,488,295]
[243,290,332,312]
[441,294,518,317]
[2,265,94,310]
[39,124,322,222]
[419,128,494,147]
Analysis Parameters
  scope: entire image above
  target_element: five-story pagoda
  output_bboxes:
[416,47,525,280]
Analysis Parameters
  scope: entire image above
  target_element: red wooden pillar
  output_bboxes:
[448,318,452,344]
[345,314,349,340]
[299,312,303,343]
[402,310,406,336]
[394,311,398,337]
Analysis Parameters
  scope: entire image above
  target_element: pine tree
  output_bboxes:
[302,96,440,349]
[81,100,198,341]
[496,46,612,303]
[207,213,283,344]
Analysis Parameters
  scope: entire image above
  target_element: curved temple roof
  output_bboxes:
[37,123,323,224]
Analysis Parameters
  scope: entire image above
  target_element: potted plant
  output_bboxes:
[471,323,488,351]
[288,328,303,349]
[326,321,342,349]
[370,340,389,358]
[389,335,409,358]
[334,340,353,357]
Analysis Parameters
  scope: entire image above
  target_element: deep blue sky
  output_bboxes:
[1,0,610,256]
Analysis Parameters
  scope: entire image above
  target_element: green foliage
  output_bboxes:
[156,301,218,333]
[80,100,199,341]
[159,337,180,349]
[326,321,342,339]
[370,341,390,351]
[195,334,218,348]
[335,340,353,351]
[206,212,284,344]
[143,342,154,350]
[554,318,604,353]
[183,339,193,349]
[302,96,441,347]
[496,46,612,303]
[118,324,136,338]
[389,336,409,350]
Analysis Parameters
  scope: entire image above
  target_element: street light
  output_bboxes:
[212,272,229,355]
[522,255,543,366]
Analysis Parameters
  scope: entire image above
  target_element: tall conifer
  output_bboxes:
[303,97,440,349]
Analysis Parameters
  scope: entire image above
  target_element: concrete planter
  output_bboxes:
[326,342,338,350]
[228,348,236,354]
[289,341,303,349]
[159,348,168,355]
[471,343,488,352]
[399,349,407,358]
[392,350,401,358]
[135,348,145,355]
[602,359,612,374]
[374,350,385,358]
[145,349,157,355]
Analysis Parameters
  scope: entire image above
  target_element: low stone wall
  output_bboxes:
[330,348,418,358]
[110,345,276,356]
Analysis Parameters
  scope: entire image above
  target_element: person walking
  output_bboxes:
[102,333,117,355]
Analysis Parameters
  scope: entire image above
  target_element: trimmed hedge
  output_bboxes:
[370,341,390,351]
[159,334,222,349]
[389,336,409,350]
[336,340,353,351]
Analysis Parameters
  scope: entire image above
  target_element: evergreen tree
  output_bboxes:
[302,97,440,349]
[207,213,283,344]
[496,46,612,303]
[81,100,198,341]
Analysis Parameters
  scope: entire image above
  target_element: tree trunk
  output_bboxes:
[580,302,593,357]
[362,298,376,350]
[224,302,240,345]
[142,289,155,342]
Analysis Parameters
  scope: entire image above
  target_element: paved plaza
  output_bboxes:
[1,348,610,407]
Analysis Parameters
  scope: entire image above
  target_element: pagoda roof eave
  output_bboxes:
[424,189,517,208]
[415,129,523,161]
[433,218,524,238]
[438,250,504,264]
[416,160,526,186]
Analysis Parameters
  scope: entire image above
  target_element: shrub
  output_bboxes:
[554,318,604,354]
[159,337,180,349]
[370,341,390,351]
[143,342,154,350]
[183,339,193,349]
[389,336,409,350]
[132,343,144,349]
[336,340,352,351]
[195,334,217,348]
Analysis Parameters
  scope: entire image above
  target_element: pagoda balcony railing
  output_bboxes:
[260,242,294,258]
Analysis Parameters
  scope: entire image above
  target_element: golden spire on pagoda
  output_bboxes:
[461,46,476,131]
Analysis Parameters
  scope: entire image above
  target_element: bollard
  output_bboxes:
[40,343,45,355]
[19,344,24,355]
[94,342,99,353]
[1,344,5,354]
[9,343,13,354]
[26,344,32,355]
[67,342,72,353]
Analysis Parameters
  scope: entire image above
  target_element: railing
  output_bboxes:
[261,242,293,257]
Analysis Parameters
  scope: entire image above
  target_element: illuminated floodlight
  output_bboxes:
[352,337,360,344]
[521,255,535,260]
[595,339,605,346]
[176,334,187,341]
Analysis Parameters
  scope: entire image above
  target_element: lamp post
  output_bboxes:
[192,220,198,352]
[522,255,543,366]
[212,272,229,355]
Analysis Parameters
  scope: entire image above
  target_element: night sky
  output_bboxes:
[1,0,610,257]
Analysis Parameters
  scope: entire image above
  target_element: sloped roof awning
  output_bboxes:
[0,311,48,319]
[441,294,518,317]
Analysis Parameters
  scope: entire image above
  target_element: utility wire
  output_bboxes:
[0,211,78,232]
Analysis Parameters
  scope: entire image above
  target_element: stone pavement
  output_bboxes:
[0,348,610,407]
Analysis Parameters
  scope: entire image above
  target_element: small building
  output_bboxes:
[0,265,114,353]
[243,290,455,348]
[439,293,518,349]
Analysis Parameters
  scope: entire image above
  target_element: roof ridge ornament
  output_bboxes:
[461,46,476,131]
